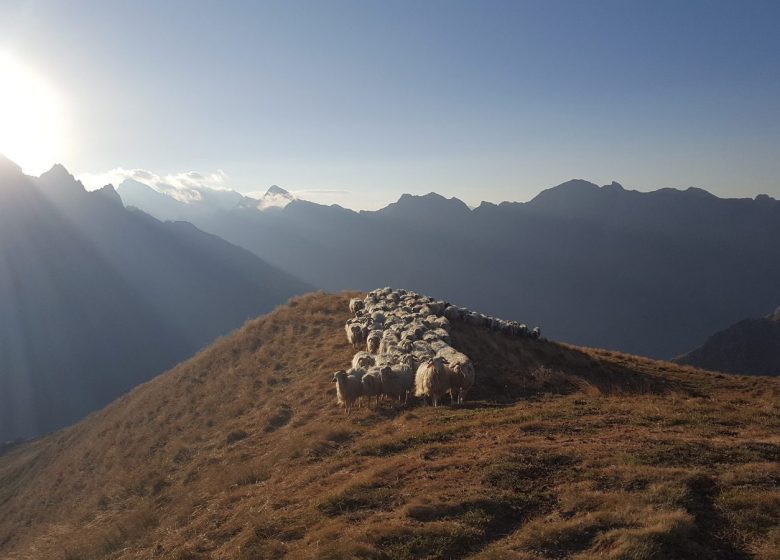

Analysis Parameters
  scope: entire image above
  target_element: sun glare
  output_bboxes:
[0,53,67,175]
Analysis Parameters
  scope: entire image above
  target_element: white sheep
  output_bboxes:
[531,326,541,339]
[430,327,451,344]
[349,297,365,314]
[414,357,451,407]
[371,311,386,325]
[395,354,418,376]
[345,322,364,347]
[444,305,464,321]
[352,351,376,369]
[367,330,382,354]
[332,370,363,415]
[446,359,475,405]
[361,368,383,408]
[429,339,449,353]
[428,301,447,315]
[380,364,414,403]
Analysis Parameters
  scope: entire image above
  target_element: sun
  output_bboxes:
[0,53,67,175]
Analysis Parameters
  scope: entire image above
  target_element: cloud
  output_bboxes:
[78,167,231,203]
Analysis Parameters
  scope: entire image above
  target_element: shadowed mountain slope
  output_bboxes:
[1,292,778,559]
[674,307,780,376]
[118,179,780,360]
[0,157,312,442]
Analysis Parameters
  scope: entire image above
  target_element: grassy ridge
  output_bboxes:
[0,292,778,559]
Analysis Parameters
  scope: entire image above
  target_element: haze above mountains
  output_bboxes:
[118,173,780,361]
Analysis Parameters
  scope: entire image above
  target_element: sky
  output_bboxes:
[1,0,779,209]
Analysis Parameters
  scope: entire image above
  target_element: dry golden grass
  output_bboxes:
[0,291,778,559]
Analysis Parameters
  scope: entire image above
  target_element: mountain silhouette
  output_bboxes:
[118,179,780,360]
[0,158,312,442]
[673,307,780,375]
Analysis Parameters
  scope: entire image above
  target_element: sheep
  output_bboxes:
[432,316,451,332]
[332,370,363,415]
[352,351,376,369]
[428,300,447,315]
[444,305,465,321]
[395,353,418,373]
[399,331,416,346]
[345,323,364,347]
[380,339,399,356]
[446,359,475,405]
[337,288,532,414]
[361,368,383,408]
[431,327,451,344]
[414,357,451,407]
[422,331,441,343]
[349,298,365,314]
[371,311,386,327]
[367,330,382,354]
[436,346,468,365]
[380,364,414,403]
[465,312,482,326]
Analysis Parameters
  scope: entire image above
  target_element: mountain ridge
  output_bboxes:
[0,159,313,441]
[128,179,780,360]
[674,307,780,376]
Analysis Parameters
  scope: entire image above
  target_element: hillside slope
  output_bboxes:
[118,178,780,360]
[674,308,780,376]
[1,293,779,559]
[0,156,312,441]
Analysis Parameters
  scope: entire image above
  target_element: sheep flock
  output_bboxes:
[332,287,541,415]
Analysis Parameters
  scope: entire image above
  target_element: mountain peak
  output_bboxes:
[43,163,73,180]
[36,163,86,197]
[255,184,295,210]
[527,179,604,209]
[92,184,123,206]
[381,192,471,215]
[266,184,290,196]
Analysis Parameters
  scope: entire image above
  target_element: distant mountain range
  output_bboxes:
[116,177,780,361]
[116,179,295,222]
[674,306,780,375]
[0,156,312,441]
